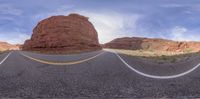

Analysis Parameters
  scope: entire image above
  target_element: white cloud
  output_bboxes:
[77,11,140,43]
[0,16,15,21]
[16,33,30,44]
[160,4,184,8]
[33,4,75,20]
[0,4,22,16]
[0,33,30,44]
[170,26,200,41]
[0,28,30,44]
[171,26,187,40]
[0,4,26,44]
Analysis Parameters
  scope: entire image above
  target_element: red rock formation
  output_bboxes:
[103,37,200,52]
[0,42,20,51]
[23,13,102,53]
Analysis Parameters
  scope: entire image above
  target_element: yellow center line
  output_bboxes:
[20,52,105,65]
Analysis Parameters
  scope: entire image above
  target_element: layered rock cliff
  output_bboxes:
[23,13,102,53]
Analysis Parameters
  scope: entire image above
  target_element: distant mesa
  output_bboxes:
[0,42,20,51]
[22,13,102,54]
[103,37,200,52]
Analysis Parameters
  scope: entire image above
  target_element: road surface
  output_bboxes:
[0,50,200,98]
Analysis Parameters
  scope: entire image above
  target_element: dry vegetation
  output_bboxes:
[104,48,199,63]
[0,51,8,54]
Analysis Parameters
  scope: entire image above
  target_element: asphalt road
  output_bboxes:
[0,50,200,98]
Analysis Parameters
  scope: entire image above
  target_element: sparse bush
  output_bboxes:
[142,56,147,58]
[161,55,168,60]
[171,58,177,63]
[148,49,154,52]
[186,57,190,60]
[184,48,193,53]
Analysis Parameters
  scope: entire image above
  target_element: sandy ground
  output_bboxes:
[104,48,200,64]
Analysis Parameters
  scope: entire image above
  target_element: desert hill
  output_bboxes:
[0,42,20,51]
[103,37,200,53]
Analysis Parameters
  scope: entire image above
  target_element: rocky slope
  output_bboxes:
[103,37,200,52]
[23,13,102,54]
[0,42,20,51]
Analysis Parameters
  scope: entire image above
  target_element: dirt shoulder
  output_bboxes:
[104,48,200,64]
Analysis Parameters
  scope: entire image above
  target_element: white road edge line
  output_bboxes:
[0,52,12,65]
[112,51,200,79]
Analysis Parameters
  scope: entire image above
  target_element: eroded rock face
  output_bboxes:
[103,37,200,52]
[23,13,102,53]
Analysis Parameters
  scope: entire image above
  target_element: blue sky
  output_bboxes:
[1,0,200,44]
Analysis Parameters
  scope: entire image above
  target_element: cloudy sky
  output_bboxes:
[0,0,200,44]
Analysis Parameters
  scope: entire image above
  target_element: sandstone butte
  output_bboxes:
[22,13,102,54]
[103,37,200,52]
[0,41,20,51]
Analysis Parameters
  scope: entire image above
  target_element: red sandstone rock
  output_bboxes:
[103,37,200,52]
[23,13,102,53]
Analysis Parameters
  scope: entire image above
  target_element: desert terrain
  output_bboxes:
[0,13,200,98]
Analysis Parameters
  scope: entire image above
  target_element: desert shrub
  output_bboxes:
[142,56,147,58]
[139,50,143,52]
[170,58,177,63]
[183,48,193,53]
[149,49,153,52]
[161,55,168,60]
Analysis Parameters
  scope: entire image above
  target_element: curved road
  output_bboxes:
[0,50,200,98]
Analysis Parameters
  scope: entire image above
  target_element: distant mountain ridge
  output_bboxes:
[0,41,20,51]
[103,37,200,52]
